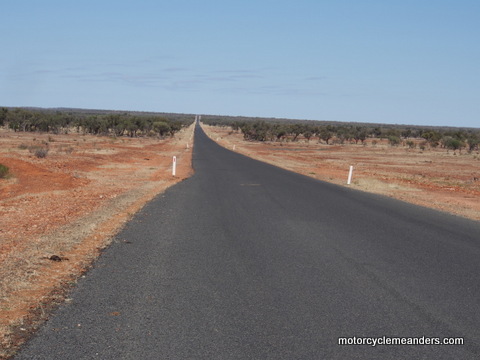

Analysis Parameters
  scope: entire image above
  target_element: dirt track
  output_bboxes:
[201,124,480,222]
[0,124,194,357]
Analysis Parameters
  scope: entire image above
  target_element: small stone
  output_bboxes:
[49,255,62,262]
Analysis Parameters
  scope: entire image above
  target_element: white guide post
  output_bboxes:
[347,165,353,185]
[172,156,177,176]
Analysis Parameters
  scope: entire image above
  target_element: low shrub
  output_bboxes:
[0,164,9,178]
[58,145,74,154]
[388,136,401,146]
[34,148,49,158]
[28,145,49,158]
[28,145,41,154]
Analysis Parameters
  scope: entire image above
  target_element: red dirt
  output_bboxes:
[0,125,194,358]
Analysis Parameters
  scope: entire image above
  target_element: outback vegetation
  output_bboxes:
[0,107,193,138]
[0,163,9,178]
[201,115,480,153]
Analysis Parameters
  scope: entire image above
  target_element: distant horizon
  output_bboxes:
[3,104,479,131]
[2,1,479,129]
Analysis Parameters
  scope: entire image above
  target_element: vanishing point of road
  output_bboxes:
[15,123,480,359]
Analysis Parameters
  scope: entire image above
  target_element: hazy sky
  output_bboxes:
[1,0,479,127]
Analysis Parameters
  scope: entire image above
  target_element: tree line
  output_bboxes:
[202,116,480,152]
[0,108,193,138]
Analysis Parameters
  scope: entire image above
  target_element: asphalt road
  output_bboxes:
[15,123,480,359]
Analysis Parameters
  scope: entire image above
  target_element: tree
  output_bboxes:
[0,107,8,126]
[303,130,313,142]
[168,122,182,137]
[372,127,382,137]
[353,127,367,144]
[422,131,442,148]
[231,122,240,131]
[272,125,288,141]
[443,137,465,153]
[467,136,479,151]
[153,121,171,137]
[7,108,34,132]
[319,128,332,144]
[105,114,124,137]
[123,118,138,137]
[401,128,412,139]
[240,121,270,141]
[289,124,304,142]
[388,136,401,146]
[80,115,108,135]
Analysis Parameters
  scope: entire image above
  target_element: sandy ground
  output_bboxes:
[0,124,194,358]
[201,124,480,222]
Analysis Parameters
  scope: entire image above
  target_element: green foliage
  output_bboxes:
[202,115,480,153]
[1,108,192,138]
[272,124,288,141]
[318,128,332,144]
[406,140,416,149]
[422,131,442,148]
[153,121,171,137]
[0,164,9,178]
[240,121,270,141]
[401,128,412,138]
[388,136,401,146]
[168,122,183,137]
[303,130,313,142]
[0,107,8,126]
[288,124,304,141]
[442,137,465,152]
[466,135,479,151]
[352,127,367,144]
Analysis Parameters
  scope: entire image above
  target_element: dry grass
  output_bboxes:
[0,124,195,358]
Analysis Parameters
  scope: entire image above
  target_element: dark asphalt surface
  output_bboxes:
[15,123,480,359]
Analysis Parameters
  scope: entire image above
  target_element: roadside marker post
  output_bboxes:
[347,165,353,185]
[172,156,177,177]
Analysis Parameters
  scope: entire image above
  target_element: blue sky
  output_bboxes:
[1,0,479,127]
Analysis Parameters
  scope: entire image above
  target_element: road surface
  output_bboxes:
[15,123,480,359]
